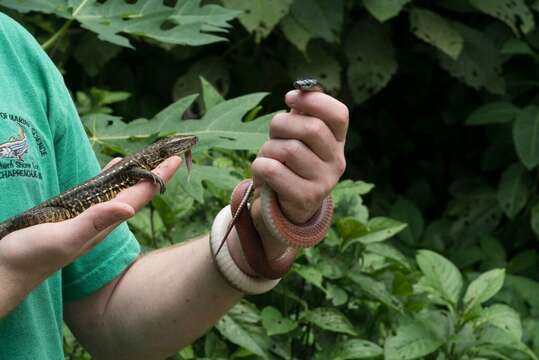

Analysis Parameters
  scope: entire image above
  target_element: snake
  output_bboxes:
[215,79,334,279]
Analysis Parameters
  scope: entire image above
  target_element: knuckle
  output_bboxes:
[264,160,281,178]
[270,113,287,135]
[306,119,324,136]
[285,140,302,160]
[338,105,350,125]
[336,156,347,175]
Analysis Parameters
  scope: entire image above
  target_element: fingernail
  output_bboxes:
[285,90,299,106]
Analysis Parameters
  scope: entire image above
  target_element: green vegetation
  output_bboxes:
[4,0,539,359]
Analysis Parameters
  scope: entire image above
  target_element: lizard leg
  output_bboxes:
[126,167,166,194]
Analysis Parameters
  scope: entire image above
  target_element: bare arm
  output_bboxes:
[65,235,242,360]
[63,90,349,359]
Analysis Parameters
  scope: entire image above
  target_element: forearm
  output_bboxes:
[0,263,46,318]
[65,235,244,360]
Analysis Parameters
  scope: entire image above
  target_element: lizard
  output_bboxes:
[0,134,198,240]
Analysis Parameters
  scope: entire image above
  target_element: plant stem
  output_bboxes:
[41,19,74,51]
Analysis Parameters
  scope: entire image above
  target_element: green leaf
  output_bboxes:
[348,272,403,311]
[410,8,463,60]
[465,102,519,126]
[260,307,298,336]
[416,250,463,307]
[363,0,411,22]
[0,0,71,16]
[384,317,443,360]
[200,76,224,112]
[215,307,268,358]
[390,198,424,245]
[293,264,324,291]
[333,339,383,359]
[305,307,357,336]
[4,0,242,48]
[346,18,397,104]
[476,304,523,340]
[342,217,407,250]
[366,243,413,270]
[497,163,530,218]
[288,42,342,94]
[469,0,534,34]
[438,22,505,95]
[332,180,372,222]
[178,93,271,150]
[530,202,539,238]
[280,15,312,53]
[221,0,293,42]
[513,105,539,169]
[463,269,506,314]
[286,0,343,44]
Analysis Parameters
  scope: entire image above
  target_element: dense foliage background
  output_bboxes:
[4,0,539,359]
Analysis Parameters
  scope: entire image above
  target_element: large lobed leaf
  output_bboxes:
[2,0,241,48]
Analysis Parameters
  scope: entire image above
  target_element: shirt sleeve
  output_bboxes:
[41,42,141,303]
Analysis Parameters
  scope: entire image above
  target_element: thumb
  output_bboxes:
[62,201,135,251]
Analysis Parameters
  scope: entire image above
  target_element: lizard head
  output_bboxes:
[141,134,198,172]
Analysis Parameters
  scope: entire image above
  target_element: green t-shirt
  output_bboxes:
[0,13,141,359]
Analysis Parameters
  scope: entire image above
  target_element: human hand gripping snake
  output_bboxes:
[213,79,334,280]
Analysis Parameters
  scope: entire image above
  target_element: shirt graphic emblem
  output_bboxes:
[0,127,28,161]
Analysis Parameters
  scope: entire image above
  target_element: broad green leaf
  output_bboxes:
[305,308,357,336]
[531,202,539,238]
[200,76,224,112]
[469,0,534,34]
[475,325,537,360]
[215,304,268,358]
[416,250,463,307]
[464,269,506,314]
[346,18,397,104]
[286,0,343,44]
[288,42,341,94]
[390,197,424,245]
[260,307,298,336]
[385,317,443,360]
[173,163,239,203]
[513,105,539,169]
[332,180,372,222]
[178,93,271,150]
[366,243,412,270]
[3,0,242,48]
[501,38,535,56]
[504,274,539,311]
[293,264,324,291]
[73,33,121,77]
[410,8,463,60]
[363,0,411,22]
[497,163,530,218]
[333,339,383,359]
[325,283,348,306]
[173,56,230,102]
[348,272,403,311]
[438,22,505,94]
[280,15,312,53]
[465,102,519,126]
[221,0,292,42]
[476,304,522,340]
[342,217,407,250]
[0,0,71,16]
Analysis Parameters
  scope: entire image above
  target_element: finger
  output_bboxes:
[251,157,324,210]
[113,156,182,211]
[285,90,349,142]
[258,139,324,180]
[103,157,122,171]
[270,112,340,161]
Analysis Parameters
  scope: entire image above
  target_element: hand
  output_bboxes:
[0,156,181,315]
[252,90,348,224]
